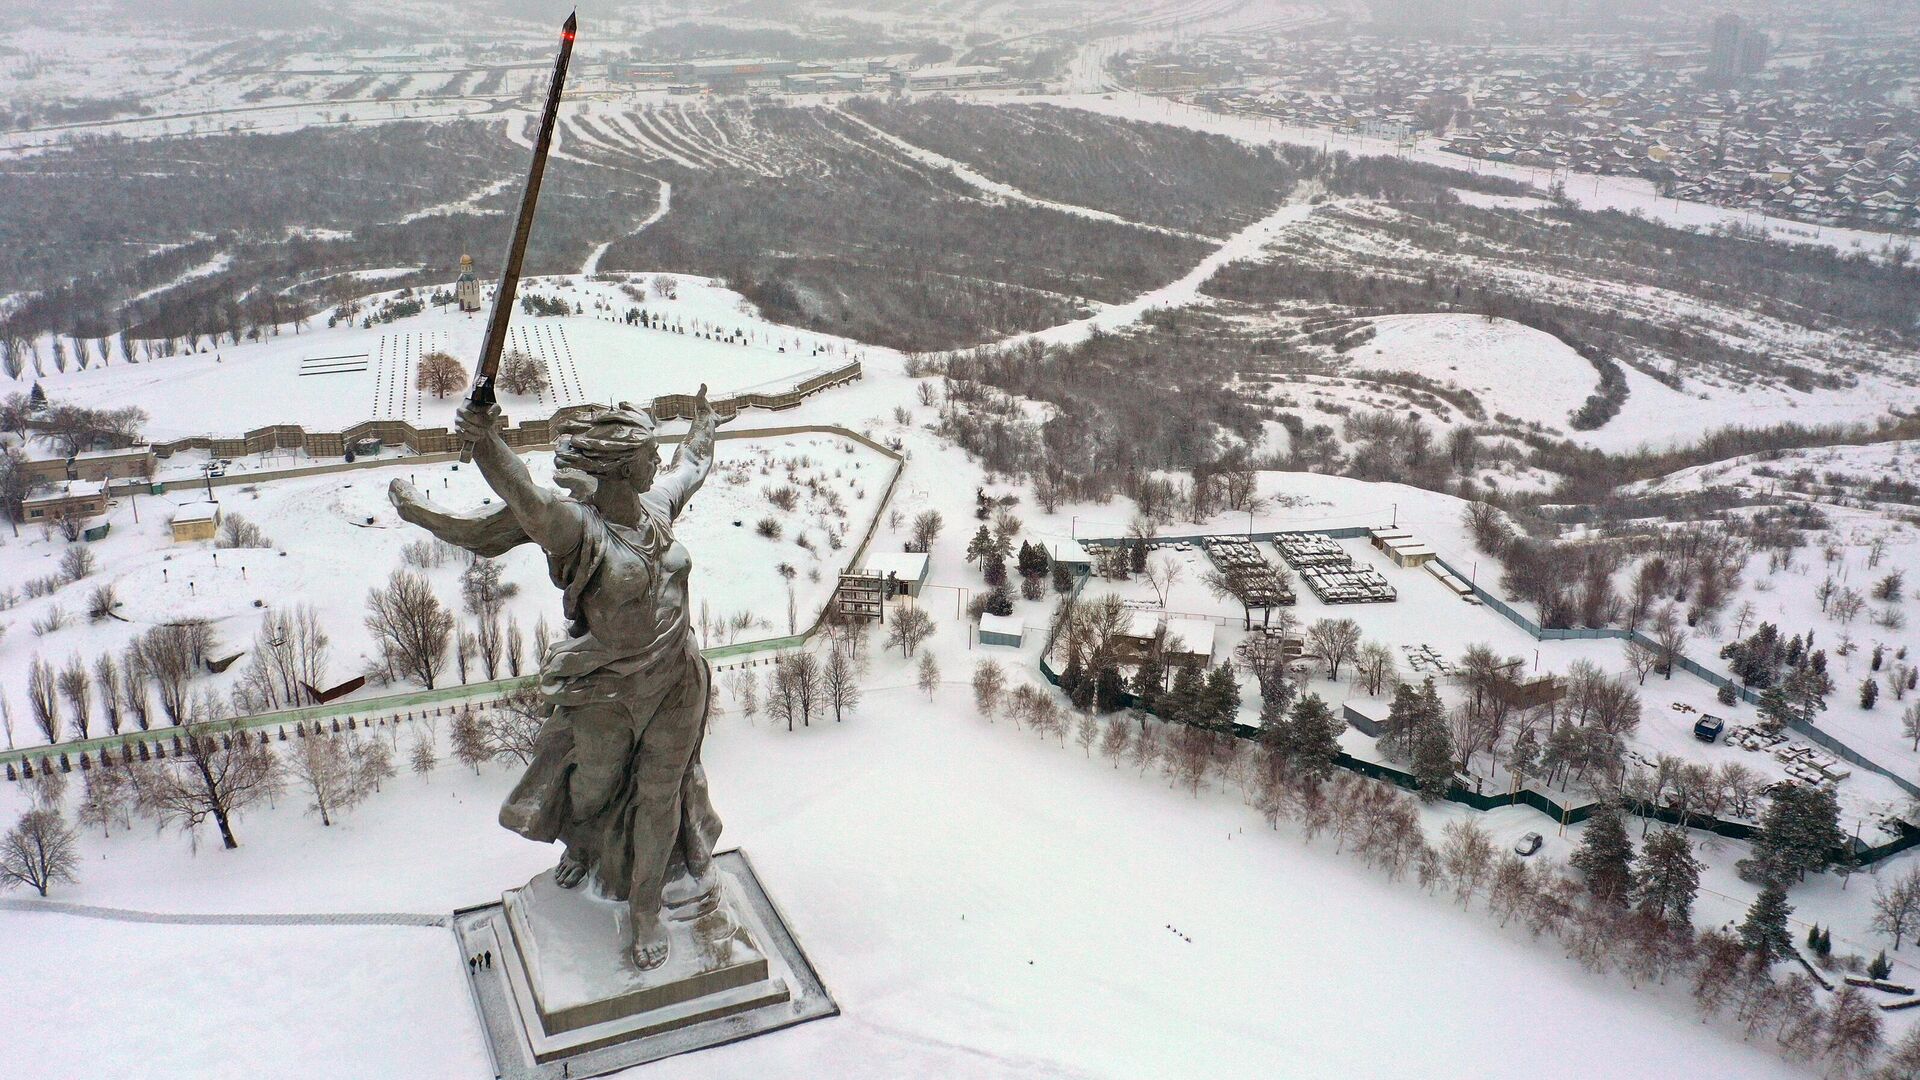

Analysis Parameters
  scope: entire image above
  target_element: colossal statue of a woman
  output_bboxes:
[389,389,723,971]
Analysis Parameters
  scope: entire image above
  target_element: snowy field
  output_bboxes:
[0,431,894,743]
[0,679,1816,1080]
[1342,314,1601,431]
[22,275,863,442]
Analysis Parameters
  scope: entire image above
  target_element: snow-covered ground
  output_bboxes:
[1342,314,1600,431]
[0,676,1817,1080]
[0,431,893,742]
[21,275,864,442]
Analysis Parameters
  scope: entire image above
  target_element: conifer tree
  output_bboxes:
[1163,663,1204,723]
[1409,707,1455,802]
[1632,827,1702,928]
[1739,882,1794,965]
[1571,805,1635,906]
[1093,666,1127,714]
[1132,654,1165,714]
[1287,693,1342,779]
[1201,663,1240,728]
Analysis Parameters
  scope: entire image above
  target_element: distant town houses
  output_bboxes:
[1121,22,1920,234]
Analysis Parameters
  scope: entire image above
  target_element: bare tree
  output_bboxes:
[1873,867,1920,950]
[92,653,123,735]
[1306,618,1363,681]
[56,654,91,740]
[449,708,489,773]
[1650,605,1691,679]
[26,656,58,743]
[130,717,280,850]
[287,734,368,827]
[916,650,940,698]
[409,733,438,778]
[1440,819,1496,907]
[0,809,80,896]
[1354,641,1398,696]
[416,350,468,399]
[972,660,1006,719]
[822,646,862,722]
[1624,636,1660,685]
[480,687,547,764]
[786,652,822,726]
[886,606,935,657]
[498,348,549,396]
[76,767,133,837]
[909,510,944,553]
[120,645,152,731]
[1142,552,1184,608]
[133,623,206,724]
[365,569,454,689]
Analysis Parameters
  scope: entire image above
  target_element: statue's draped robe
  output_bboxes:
[393,455,719,918]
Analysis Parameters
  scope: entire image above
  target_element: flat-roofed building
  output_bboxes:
[21,480,107,526]
[169,502,222,543]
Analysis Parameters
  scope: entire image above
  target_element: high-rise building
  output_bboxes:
[1707,13,1768,80]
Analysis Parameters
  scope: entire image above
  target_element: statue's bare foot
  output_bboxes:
[631,913,670,971]
[553,849,589,889]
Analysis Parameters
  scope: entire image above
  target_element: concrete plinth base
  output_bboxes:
[454,850,836,1078]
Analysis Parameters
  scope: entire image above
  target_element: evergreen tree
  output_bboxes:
[983,553,1008,588]
[1200,663,1241,728]
[1093,666,1127,714]
[1871,950,1893,981]
[1131,654,1165,714]
[1739,883,1794,965]
[1409,709,1455,801]
[1748,784,1845,884]
[1060,654,1086,705]
[1571,805,1635,906]
[1286,693,1342,779]
[965,525,995,563]
[1017,541,1049,580]
[982,584,1014,617]
[1862,678,1880,710]
[1632,827,1702,928]
[1163,663,1205,723]
[1051,560,1074,595]
[1379,682,1425,761]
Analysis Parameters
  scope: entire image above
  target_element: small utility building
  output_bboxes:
[170,503,222,543]
[978,613,1024,648]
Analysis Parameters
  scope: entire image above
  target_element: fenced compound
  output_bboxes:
[1059,523,1920,848]
[3,422,906,775]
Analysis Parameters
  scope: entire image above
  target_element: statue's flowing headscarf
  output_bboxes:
[388,403,661,558]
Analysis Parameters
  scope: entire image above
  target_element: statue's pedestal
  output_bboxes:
[455,850,835,1077]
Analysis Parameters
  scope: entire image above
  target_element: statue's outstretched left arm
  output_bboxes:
[655,384,723,518]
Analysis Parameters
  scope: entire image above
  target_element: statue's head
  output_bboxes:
[552,402,658,502]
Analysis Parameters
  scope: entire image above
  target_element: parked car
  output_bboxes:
[1693,715,1726,743]
[1515,832,1543,857]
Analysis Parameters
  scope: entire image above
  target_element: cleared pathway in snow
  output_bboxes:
[942,196,1322,356]
[834,106,1218,243]
[0,898,447,927]
[581,176,672,275]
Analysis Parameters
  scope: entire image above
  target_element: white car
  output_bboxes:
[1515,833,1543,857]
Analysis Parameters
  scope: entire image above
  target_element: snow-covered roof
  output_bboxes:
[24,480,104,503]
[170,502,220,524]
[1029,533,1090,565]
[1122,609,1164,640]
[861,551,929,582]
[1164,618,1217,658]
[979,613,1024,640]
